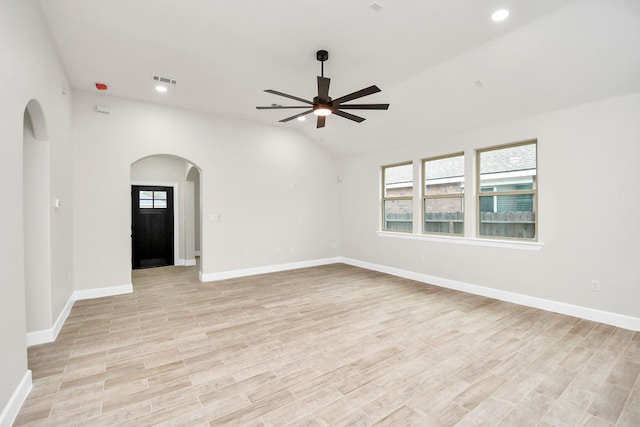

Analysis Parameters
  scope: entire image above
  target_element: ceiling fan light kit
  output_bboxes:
[256,50,389,128]
[313,106,332,116]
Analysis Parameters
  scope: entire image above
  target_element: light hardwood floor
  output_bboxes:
[15,263,640,426]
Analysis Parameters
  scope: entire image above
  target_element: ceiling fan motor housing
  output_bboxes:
[316,50,329,62]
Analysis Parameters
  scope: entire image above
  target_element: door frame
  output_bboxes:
[131,181,179,266]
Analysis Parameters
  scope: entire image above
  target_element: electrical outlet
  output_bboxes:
[591,280,601,292]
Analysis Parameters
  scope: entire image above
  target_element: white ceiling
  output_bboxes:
[38,0,640,158]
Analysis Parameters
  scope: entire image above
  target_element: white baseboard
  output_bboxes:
[26,329,54,347]
[176,259,197,266]
[0,370,32,427]
[339,257,640,331]
[200,257,342,282]
[26,292,75,347]
[73,283,133,301]
[27,284,133,347]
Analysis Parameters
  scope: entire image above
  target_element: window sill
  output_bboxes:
[377,231,543,251]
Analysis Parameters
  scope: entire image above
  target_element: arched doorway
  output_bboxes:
[23,99,52,340]
[130,155,202,275]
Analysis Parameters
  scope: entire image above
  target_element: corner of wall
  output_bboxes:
[26,283,133,347]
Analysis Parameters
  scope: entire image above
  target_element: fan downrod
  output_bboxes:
[317,50,328,77]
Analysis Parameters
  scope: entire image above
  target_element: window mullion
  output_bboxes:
[466,149,476,238]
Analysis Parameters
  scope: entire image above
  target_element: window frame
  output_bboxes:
[381,161,414,233]
[139,190,168,209]
[476,140,538,241]
[422,152,465,236]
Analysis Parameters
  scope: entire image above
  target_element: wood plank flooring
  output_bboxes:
[15,263,640,426]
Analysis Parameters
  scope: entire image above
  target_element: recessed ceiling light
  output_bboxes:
[492,9,509,22]
[155,85,168,93]
[297,116,306,121]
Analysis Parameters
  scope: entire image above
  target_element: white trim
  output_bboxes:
[377,231,543,251]
[26,329,53,347]
[73,283,133,301]
[0,370,32,427]
[194,251,201,256]
[176,259,186,266]
[52,293,75,339]
[200,257,342,282]
[26,292,75,347]
[339,257,640,331]
[131,181,180,266]
[185,259,197,266]
[27,284,133,347]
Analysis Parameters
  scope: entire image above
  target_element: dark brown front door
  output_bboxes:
[131,185,174,269]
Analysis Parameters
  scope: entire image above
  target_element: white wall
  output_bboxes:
[0,0,73,422]
[341,92,640,321]
[73,91,341,291]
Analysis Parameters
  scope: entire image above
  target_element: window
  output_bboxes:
[139,190,168,209]
[382,162,413,232]
[379,139,540,246]
[477,141,537,240]
[423,153,464,235]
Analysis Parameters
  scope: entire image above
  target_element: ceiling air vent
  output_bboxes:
[152,75,177,85]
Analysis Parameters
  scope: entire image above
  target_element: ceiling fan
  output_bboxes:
[256,50,389,128]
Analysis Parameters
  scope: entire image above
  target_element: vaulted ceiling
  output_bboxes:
[39,0,640,158]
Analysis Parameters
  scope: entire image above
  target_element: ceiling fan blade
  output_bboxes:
[264,89,313,105]
[317,116,326,128]
[333,110,366,123]
[279,110,313,122]
[317,76,330,100]
[256,106,311,109]
[332,85,381,105]
[337,104,390,110]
